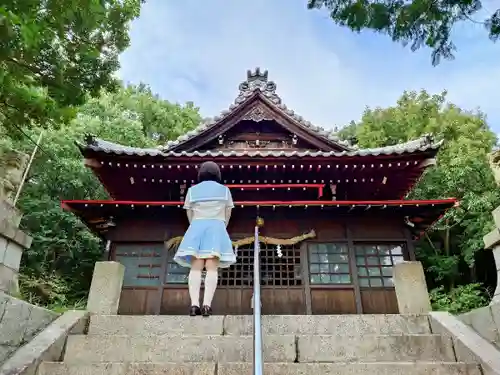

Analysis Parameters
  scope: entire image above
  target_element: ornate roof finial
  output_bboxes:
[247,68,268,83]
[236,67,281,105]
[84,133,97,146]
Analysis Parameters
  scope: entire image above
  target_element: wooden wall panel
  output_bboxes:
[360,289,399,314]
[161,288,190,315]
[348,216,406,240]
[261,288,306,314]
[118,288,159,315]
[109,212,409,243]
[310,288,357,314]
[212,288,253,315]
[158,287,305,315]
[112,211,412,316]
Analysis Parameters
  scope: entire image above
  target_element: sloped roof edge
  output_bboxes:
[161,68,354,152]
[78,134,443,159]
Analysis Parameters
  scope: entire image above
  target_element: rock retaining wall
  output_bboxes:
[0,293,59,364]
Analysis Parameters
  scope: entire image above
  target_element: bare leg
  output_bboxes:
[188,258,204,315]
[202,258,219,316]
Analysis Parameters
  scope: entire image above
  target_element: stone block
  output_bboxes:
[490,302,500,347]
[0,265,18,295]
[0,310,88,375]
[0,237,7,263]
[86,262,125,315]
[467,306,500,345]
[223,314,431,336]
[2,241,23,271]
[484,229,500,250]
[0,297,33,347]
[429,311,500,375]
[218,362,482,375]
[0,293,7,316]
[393,261,431,314]
[297,334,454,362]
[38,362,216,375]
[0,345,15,365]
[88,315,224,336]
[38,362,483,375]
[22,304,59,343]
[492,246,500,304]
[64,334,296,363]
[0,222,31,296]
[493,206,500,231]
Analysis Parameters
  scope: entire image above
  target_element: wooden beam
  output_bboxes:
[84,158,102,168]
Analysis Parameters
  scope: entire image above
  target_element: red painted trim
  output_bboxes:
[61,198,457,208]
[226,184,324,198]
[226,183,323,189]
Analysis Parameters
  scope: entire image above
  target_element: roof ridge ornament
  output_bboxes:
[236,67,281,105]
[84,134,97,146]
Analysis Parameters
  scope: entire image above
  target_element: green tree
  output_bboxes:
[0,0,143,137]
[340,90,499,311]
[307,0,500,65]
[12,85,200,308]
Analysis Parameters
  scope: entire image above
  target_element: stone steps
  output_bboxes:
[64,334,454,363]
[38,362,482,375]
[88,314,431,336]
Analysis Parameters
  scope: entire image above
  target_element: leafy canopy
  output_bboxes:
[307,0,500,65]
[339,90,499,308]
[0,0,143,137]
[12,85,200,308]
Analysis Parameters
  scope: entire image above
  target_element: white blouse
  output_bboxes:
[183,182,234,222]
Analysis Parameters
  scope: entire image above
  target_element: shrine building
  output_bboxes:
[62,68,456,316]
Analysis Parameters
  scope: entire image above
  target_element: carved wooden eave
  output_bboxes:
[161,68,354,154]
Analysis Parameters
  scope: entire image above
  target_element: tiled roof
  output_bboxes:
[160,68,354,152]
[79,134,442,158]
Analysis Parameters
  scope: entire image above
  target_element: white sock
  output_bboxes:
[203,269,219,307]
[188,269,202,307]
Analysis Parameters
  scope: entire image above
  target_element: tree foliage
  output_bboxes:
[339,90,499,310]
[8,85,200,308]
[0,0,143,137]
[307,0,500,65]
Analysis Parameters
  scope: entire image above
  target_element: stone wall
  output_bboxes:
[0,218,32,295]
[457,304,500,349]
[0,293,59,365]
[458,202,500,350]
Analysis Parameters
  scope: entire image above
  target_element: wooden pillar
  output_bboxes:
[346,224,363,313]
[300,242,312,315]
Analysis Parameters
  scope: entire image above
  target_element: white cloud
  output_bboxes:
[119,0,500,131]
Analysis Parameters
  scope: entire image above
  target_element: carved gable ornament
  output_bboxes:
[241,105,275,122]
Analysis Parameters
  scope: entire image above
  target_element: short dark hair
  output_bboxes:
[197,161,222,183]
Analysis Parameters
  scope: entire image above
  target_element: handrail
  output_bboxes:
[253,225,264,375]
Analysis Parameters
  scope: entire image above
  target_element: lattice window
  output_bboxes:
[165,252,188,284]
[354,243,405,287]
[308,243,351,284]
[115,244,163,287]
[219,243,302,287]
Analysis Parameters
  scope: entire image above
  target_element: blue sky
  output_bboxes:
[118,0,500,133]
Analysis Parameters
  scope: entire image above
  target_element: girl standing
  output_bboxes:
[174,161,236,316]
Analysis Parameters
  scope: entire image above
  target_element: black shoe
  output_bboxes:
[189,305,201,316]
[201,305,212,317]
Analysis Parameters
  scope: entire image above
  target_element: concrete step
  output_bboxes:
[38,362,481,375]
[88,314,431,336]
[63,334,454,363]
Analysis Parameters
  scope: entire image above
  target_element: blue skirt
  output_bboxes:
[174,219,236,269]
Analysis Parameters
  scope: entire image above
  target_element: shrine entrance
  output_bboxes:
[214,242,306,315]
